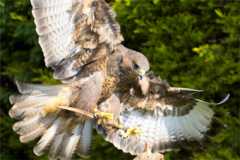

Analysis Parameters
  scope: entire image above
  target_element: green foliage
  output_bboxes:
[0,0,240,159]
[114,0,240,159]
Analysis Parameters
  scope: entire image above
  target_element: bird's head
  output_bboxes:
[119,49,150,80]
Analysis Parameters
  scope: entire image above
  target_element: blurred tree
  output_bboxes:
[0,0,239,160]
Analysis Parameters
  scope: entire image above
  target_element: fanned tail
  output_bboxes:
[9,82,71,120]
[9,82,93,160]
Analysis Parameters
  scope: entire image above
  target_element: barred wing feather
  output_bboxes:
[30,0,123,81]
[104,100,214,155]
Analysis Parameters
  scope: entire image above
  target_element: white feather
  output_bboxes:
[13,114,41,135]
[20,125,46,143]
[78,120,93,155]
[63,124,82,159]
[30,0,71,9]
[33,117,62,156]
[15,81,62,95]
[9,96,53,119]
[32,4,72,19]
[49,133,65,159]
[104,101,214,155]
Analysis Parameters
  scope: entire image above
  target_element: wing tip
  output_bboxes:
[195,93,230,106]
[216,93,230,105]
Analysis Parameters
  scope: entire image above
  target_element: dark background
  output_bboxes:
[0,0,240,159]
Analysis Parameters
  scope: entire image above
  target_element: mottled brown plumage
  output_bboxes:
[9,0,150,159]
[120,75,195,114]
[8,0,229,160]
[98,74,229,159]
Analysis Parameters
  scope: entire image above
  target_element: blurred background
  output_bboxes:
[0,0,240,159]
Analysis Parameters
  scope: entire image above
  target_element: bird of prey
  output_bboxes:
[8,0,229,160]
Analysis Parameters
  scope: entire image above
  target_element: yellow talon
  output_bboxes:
[125,127,142,137]
[94,109,114,125]
[97,112,113,120]
[94,109,114,120]
[93,109,124,129]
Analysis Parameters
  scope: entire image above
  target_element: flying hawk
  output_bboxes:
[9,0,229,160]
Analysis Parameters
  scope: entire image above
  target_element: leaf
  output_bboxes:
[215,9,224,18]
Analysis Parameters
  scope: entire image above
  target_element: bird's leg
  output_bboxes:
[55,105,123,129]
[58,106,94,118]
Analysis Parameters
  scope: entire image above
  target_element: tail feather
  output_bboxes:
[12,102,58,144]
[62,124,82,160]
[13,114,42,135]
[15,81,63,95]
[9,95,52,119]
[9,82,95,159]
[78,120,93,156]
[33,117,64,156]
[9,95,28,104]
[49,133,65,160]
[20,125,46,143]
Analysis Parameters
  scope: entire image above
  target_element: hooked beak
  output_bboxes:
[136,69,146,80]
[137,74,150,95]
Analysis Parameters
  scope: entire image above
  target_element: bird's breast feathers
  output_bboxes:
[100,76,118,100]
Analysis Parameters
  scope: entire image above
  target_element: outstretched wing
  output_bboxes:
[105,99,214,155]
[31,0,123,81]
[97,75,229,156]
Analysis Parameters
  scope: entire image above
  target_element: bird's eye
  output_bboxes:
[133,63,139,69]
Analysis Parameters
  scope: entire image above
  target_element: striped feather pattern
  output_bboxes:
[30,0,123,81]
[9,82,94,159]
[104,100,214,155]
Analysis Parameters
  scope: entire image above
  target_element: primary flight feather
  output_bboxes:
[9,0,229,160]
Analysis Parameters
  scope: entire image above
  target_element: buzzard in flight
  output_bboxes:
[9,0,229,159]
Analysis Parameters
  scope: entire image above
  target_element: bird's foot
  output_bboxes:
[122,127,142,138]
[96,112,114,121]
[93,109,124,129]
[94,109,114,124]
